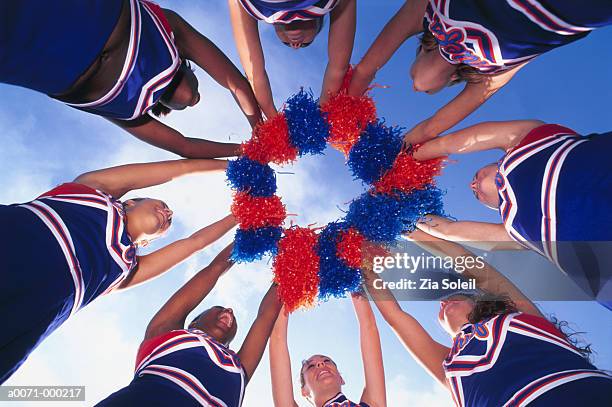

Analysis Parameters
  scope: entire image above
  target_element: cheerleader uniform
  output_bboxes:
[0,0,180,120]
[423,0,612,73]
[97,329,246,407]
[496,124,612,308]
[0,183,136,383]
[324,392,370,407]
[444,312,612,406]
[238,0,338,24]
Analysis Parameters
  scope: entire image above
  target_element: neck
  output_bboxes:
[124,212,144,244]
[315,390,342,407]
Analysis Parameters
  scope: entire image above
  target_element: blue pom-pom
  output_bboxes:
[347,121,403,184]
[316,222,362,300]
[232,227,283,262]
[227,157,276,197]
[285,89,330,156]
[397,185,446,233]
[345,186,445,243]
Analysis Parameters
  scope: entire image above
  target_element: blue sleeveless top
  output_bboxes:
[424,0,612,73]
[444,312,611,406]
[239,0,338,24]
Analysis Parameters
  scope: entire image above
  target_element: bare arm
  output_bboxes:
[227,0,278,119]
[118,214,237,290]
[417,214,524,251]
[352,293,387,407]
[144,243,235,340]
[348,0,428,96]
[406,229,543,317]
[74,158,227,199]
[112,116,241,159]
[413,120,545,161]
[165,9,263,127]
[319,0,356,104]
[405,64,528,145]
[269,310,299,407]
[237,284,282,382]
[362,265,450,388]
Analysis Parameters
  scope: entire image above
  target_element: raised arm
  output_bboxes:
[237,284,282,382]
[352,293,386,407]
[165,9,263,127]
[144,243,235,340]
[417,214,524,251]
[227,0,278,119]
[319,0,356,104]
[111,116,241,159]
[405,229,543,317]
[74,158,227,199]
[413,120,545,161]
[348,0,428,96]
[269,310,299,407]
[404,64,527,145]
[362,262,450,388]
[118,214,237,290]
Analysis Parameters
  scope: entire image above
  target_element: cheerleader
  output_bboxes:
[0,0,262,158]
[227,0,356,116]
[97,243,281,406]
[348,0,612,145]
[412,120,612,308]
[363,231,612,407]
[270,296,386,407]
[0,158,237,383]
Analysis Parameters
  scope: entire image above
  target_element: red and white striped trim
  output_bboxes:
[66,0,141,109]
[502,369,612,406]
[239,0,337,24]
[507,0,594,36]
[133,0,181,119]
[139,364,228,407]
[19,201,85,315]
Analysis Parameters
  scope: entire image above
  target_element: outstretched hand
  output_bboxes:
[347,63,376,97]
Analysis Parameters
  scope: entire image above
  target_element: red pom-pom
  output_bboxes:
[242,113,298,164]
[321,93,377,156]
[231,192,287,229]
[373,150,444,195]
[336,228,365,268]
[273,227,320,312]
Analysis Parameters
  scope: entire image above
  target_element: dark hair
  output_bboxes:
[418,30,482,85]
[150,60,194,117]
[281,16,325,48]
[467,293,593,361]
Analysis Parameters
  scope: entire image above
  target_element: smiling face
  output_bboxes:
[470,164,501,209]
[438,294,475,336]
[159,61,200,111]
[274,18,323,49]
[190,306,238,346]
[124,198,173,244]
[300,355,344,400]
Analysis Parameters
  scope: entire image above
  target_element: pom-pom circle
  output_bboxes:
[227,69,445,311]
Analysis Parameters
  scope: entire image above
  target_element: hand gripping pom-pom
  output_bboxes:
[374,150,444,195]
[242,113,298,165]
[273,227,320,312]
[321,93,377,156]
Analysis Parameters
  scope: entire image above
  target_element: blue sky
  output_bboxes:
[1,1,611,406]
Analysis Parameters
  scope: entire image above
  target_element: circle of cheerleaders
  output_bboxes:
[227,70,445,312]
